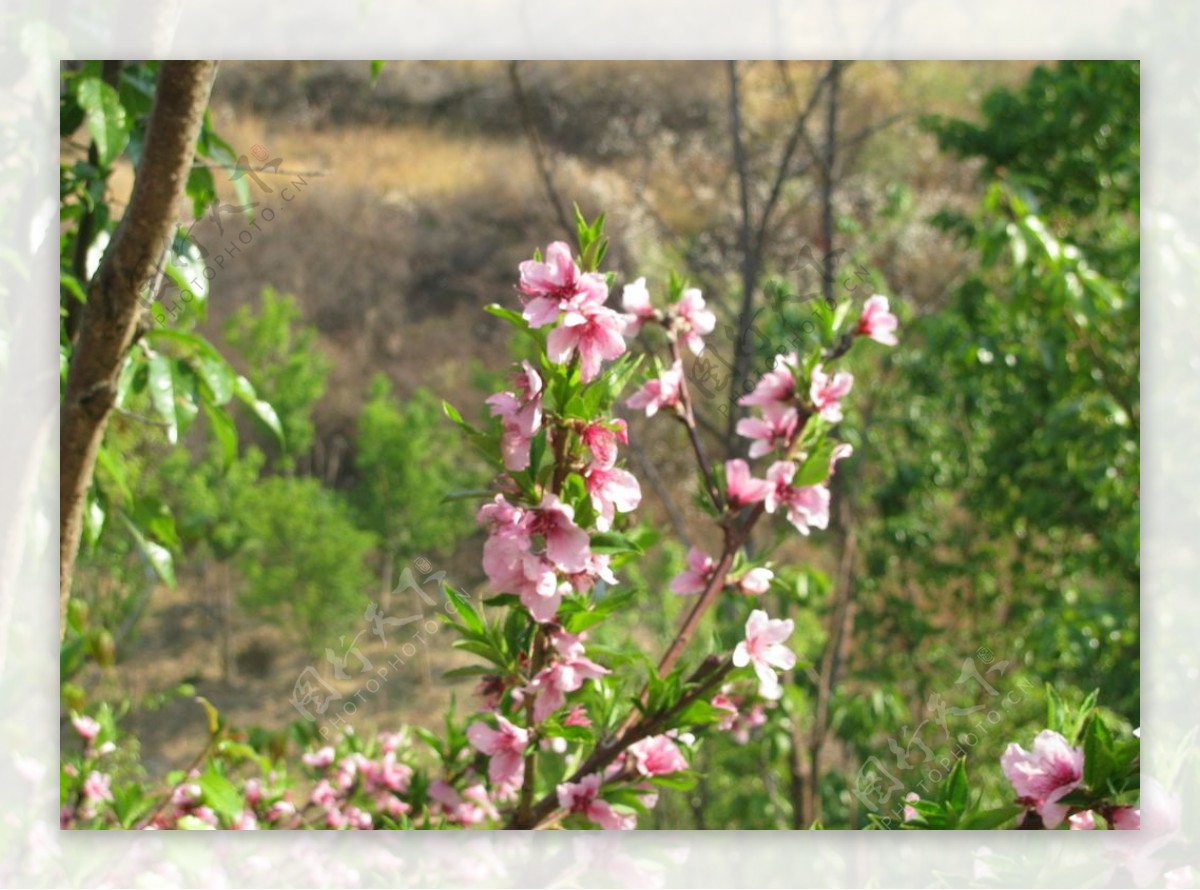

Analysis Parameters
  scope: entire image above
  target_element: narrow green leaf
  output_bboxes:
[202,401,238,469]
[146,351,178,444]
[76,78,129,167]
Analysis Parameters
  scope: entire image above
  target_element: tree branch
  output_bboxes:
[59,61,218,639]
[508,61,575,245]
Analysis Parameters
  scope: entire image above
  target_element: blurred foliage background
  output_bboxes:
[59,60,1138,828]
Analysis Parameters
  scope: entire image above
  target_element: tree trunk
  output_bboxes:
[59,60,217,639]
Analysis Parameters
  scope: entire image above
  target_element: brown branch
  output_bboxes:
[724,60,759,453]
[670,339,723,513]
[819,61,843,305]
[508,61,575,245]
[59,61,217,640]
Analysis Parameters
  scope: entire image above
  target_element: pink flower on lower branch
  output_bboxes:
[72,714,100,743]
[628,735,689,777]
[529,493,591,573]
[429,780,499,826]
[809,364,854,423]
[621,277,657,336]
[581,419,628,469]
[738,352,798,407]
[626,360,683,417]
[526,630,610,722]
[733,566,773,596]
[547,300,629,383]
[732,609,796,700]
[669,288,716,355]
[669,547,715,596]
[764,461,831,535]
[557,774,636,830]
[485,361,543,471]
[82,771,113,804]
[468,715,529,795]
[856,294,899,346]
[736,403,799,458]
[725,458,770,506]
[1000,729,1084,828]
[1069,810,1097,830]
[1110,806,1140,830]
[584,465,641,531]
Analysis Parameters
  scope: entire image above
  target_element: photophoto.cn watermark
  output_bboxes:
[853,645,1036,827]
[118,142,315,326]
[288,556,472,739]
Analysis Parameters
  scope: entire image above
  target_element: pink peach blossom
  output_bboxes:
[302,746,336,769]
[557,774,636,830]
[629,734,689,777]
[736,403,799,458]
[529,493,591,573]
[1069,810,1097,830]
[581,419,628,470]
[621,277,657,336]
[546,300,629,383]
[764,461,831,535]
[856,295,898,346]
[733,609,796,700]
[809,364,854,423]
[486,361,544,471]
[670,287,716,355]
[828,442,854,476]
[903,792,920,823]
[518,241,608,328]
[725,458,771,506]
[626,360,683,417]
[524,630,610,722]
[467,715,529,793]
[82,770,113,803]
[739,353,797,407]
[735,566,774,596]
[72,714,100,743]
[1000,729,1084,829]
[1111,807,1140,830]
[231,810,258,830]
[584,466,641,531]
[564,706,592,727]
[669,546,715,596]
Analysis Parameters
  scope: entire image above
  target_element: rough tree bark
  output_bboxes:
[59,60,218,640]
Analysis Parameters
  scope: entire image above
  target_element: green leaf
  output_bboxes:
[233,375,284,444]
[202,401,238,469]
[675,697,730,727]
[76,78,129,167]
[370,60,386,86]
[450,639,507,668]
[198,767,241,820]
[648,770,699,792]
[444,585,485,637]
[83,492,106,548]
[118,512,176,586]
[961,804,1024,830]
[483,303,529,330]
[588,531,644,555]
[146,351,178,444]
[794,440,837,487]
[944,757,969,812]
[1083,713,1116,791]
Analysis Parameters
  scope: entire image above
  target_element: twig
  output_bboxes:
[508,61,575,245]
